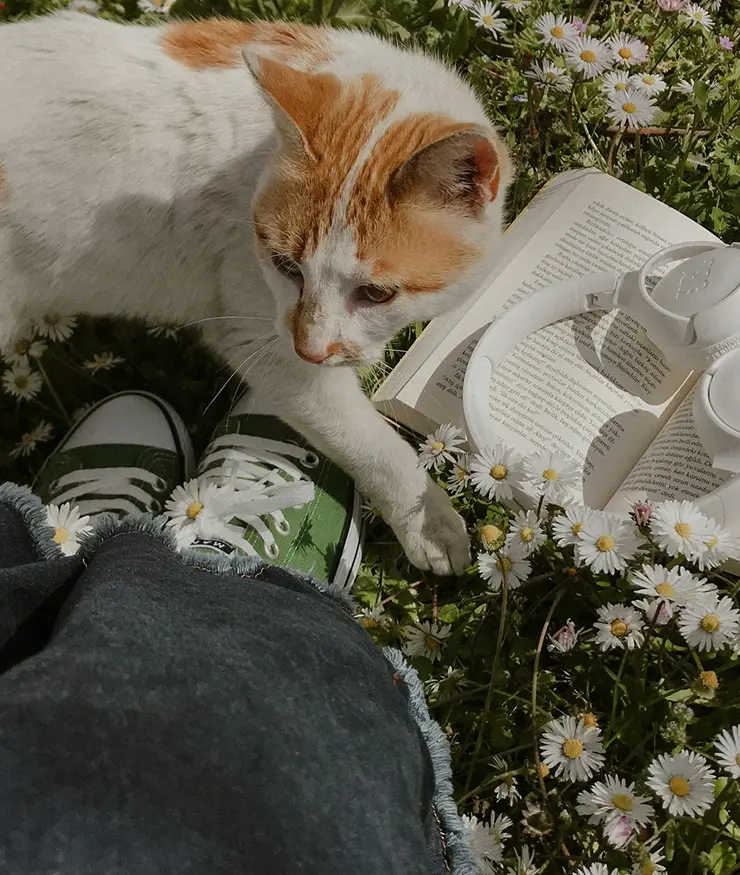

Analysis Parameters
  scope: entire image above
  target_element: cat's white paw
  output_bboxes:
[390,479,471,576]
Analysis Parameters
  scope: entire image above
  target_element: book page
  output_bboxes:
[379,171,719,508]
[606,385,731,512]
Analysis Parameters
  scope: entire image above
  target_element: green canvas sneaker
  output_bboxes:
[163,392,363,591]
[34,392,195,532]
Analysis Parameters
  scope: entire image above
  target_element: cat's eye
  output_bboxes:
[357,284,398,304]
[271,253,303,280]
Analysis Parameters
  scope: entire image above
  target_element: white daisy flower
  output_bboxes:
[83,351,125,374]
[477,543,531,591]
[36,313,77,342]
[577,512,640,574]
[469,442,523,501]
[4,335,47,366]
[682,3,714,28]
[564,36,613,79]
[523,450,580,503]
[607,89,659,127]
[460,813,504,868]
[524,60,572,92]
[609,32,649,65]
[46,502,93,556]
[552,505,594,552]
[695,521,738,570]
[675,77,697,94]
[632,598,674,626]
[576,775,654,849]
[534,13,578,48]
[402,620,452,663]
[10,420,54,458]
[2,364,43,400]
[506,845,537,875]
[426,666,468,701]
[707,0,721,8]
[446,454,471,495]
[355,604,385,631]
[547,618,581,653]
[540,715,605,782]
[138,0,174,11]
[494,772,521,806]
[489,811,513,846]
[631,847,667,875]
[472,1,508,36]
[418,423,465,472]
[502,0,529,9]
[574,866,619,875]
[630,564,713,621]
[506,510,546,555]
[646,751,716,816]
[678,594,740,651]
[165,476,225,547]
[630,71,667,95]
[714,725,740,779]
[601,70,631,96]
[594,603,645,651]
[650,500,711,559]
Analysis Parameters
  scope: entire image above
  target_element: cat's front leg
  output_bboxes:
[249,360,471,576]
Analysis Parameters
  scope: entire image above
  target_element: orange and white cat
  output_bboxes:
[0,14,512,574]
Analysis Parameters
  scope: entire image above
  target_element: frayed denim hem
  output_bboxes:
[383,648,477,875]
[76,513,356,615]
[0,482,63,561]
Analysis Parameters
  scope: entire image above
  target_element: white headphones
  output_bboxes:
[463,241,740,531]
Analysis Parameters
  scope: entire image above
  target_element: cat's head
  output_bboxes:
[166,21,513,367]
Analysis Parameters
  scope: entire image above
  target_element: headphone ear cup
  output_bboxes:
[694,354,740,475]
[651,246,740,319]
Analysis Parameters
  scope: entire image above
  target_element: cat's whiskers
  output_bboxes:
[176,314,274,331]
[202,334,279,416]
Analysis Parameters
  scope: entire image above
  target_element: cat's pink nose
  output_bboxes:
[295,345,329,364]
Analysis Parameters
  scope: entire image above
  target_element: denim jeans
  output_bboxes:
[0,484,475,875]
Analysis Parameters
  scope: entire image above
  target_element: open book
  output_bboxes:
[373,168,731,514]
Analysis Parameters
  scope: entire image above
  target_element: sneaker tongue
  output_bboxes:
[35,444,183,515]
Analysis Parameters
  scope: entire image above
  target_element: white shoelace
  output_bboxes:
[49,467,168,517]
[184,433,317,558]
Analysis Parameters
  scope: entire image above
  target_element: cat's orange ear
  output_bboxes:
[389,126,511,216]
[242,49,338,161]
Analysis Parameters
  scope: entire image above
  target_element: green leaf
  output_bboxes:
[438,604,460,624]
[665,689,693,702]
[701,842,737,874]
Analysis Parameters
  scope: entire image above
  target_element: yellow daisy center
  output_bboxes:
[610,619,628,638]
[615,81,628,90]
[53,527,69,545]
[618,46,633,58]
[674,521,691,538]
[482,14,494,25]
[643,75,655,85]
[545,72,557,82]
[45,314,60,326]
[735,753,740,767]
[21,433,35,445]
[611,793,634,812]
[480,524,502,547]
[668,775,691,797]
[562,738,583,759]
[14,339,30,355]
[656,581,675,597]
[543,468,559,481]
[597,535,615,552]
[456,468,467,482]
[186,501,203,520]
[580,49,597,63]
[623,101,637,113]
[431,441,445,452]
[491,464,507,480]
[705,534,719,549]
[582,713,598,728]
[572,521,583,534]
[700,670,719,690]
[641,864,656,875]
[498,556,513,573]
[701,613,721,633]
[359,616,379,630]
[425,635,440,650]
[551,25,564,38]
[16,376,29,389]
[520,526,534,542]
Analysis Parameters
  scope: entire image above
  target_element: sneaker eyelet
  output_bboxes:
[266,543,280,559]
[149,500,161,513]
[155,477,167,492]
[274,519,290,536]
[302,452,320,469]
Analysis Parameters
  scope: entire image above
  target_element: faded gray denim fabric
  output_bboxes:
[0,484,476,875]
